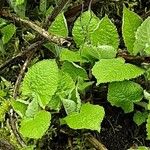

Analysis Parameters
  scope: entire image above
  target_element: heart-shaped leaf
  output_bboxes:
[92,58,145,84]
[22,60,59,108]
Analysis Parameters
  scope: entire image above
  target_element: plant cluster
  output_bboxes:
[0,0,150,149]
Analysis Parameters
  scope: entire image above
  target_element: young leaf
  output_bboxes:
[92,58,145,84]
[133,17,150,55]
[133,111,148,126]
[122,6,142,53]
[0,101,10,122]
[40,0,47,14]
[68,84,81,112]
[1,24,16,44]
[47,71,76,111]
[11,100,28,118]
[146,114,150,140]
[63,103,105,132]
[47,94,61,111]
[144,90,150,110]
[91,16,119,50]
[137,147,149,150]
[72,10,99,47]
[61,98,77,115]
[62,61,88,81]
[22,60,59,108]
[48,13,68,37]
[20,110,51,139]
[57,71,75,97]
[9,0,26,17]
[81,44,117,61]
[0,18,7,28]
[16,0,24,5]
[25,99,39,118]
[60,48,83,62]
[107,81,143,113]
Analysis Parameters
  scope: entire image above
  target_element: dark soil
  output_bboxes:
[98,104,150,150]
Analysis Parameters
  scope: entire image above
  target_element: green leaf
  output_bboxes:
[25,99,39,118]
[10,0,26,17]
[20,110,51,139]
[46,6,53,19]
[22,60,59,108]
[92,58,145,84]
[97,45,117,59]
[47,94,61,111]
[1,24,16,44]
[137,147,149,150]
[0,18,7,28]
[62,98,77,115]
[47,71,75,111]
[143,90,150,110]
[63,103,105,132]
[0,101,10,122]
[68,84,81,112]
[122,6,142,53]
[146,68,150,80]
[133,17,150,55]
[57,71,75,97]
[107,81,143,113]
[40,0,47,14]
[72,10,99,47]
[11,99,28,118]
[81,44,117,61]
[48,13,68,37]
[60,48,83,62]
[62,61,88,81]
[16,0,24,5]
[146,114,150,140]
[0,39,4,54]
[91,16,119,50]
[133,111,148,126]
[78,80,94,94]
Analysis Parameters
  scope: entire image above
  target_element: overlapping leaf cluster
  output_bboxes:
[0,1,150,149]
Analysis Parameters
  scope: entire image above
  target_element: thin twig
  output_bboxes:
[9,45,38,148]
[0,40,44,73]
[13,50,36,98]
[8,111,26,147]
[0,9,76,49]
[86,134,108,150]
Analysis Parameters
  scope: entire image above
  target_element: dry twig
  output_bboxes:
[0,9,76,49]
[86,134,108,150]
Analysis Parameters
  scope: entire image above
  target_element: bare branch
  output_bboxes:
[8,44,38,148]
[86,134,108,150]
[0,40,44,73]
[0,9,76,49]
